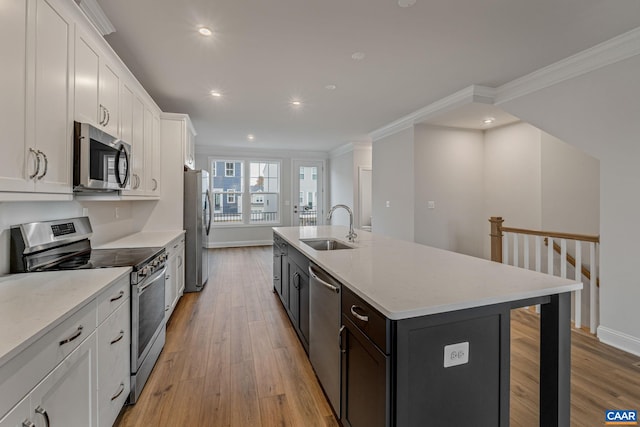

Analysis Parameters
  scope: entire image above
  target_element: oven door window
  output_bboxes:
[137,270,166,359]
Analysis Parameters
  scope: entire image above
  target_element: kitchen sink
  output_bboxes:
[301,238,354,251]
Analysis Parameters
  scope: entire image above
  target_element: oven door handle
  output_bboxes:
[137,266,166,294]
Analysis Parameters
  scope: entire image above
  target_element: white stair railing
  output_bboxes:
[490,217,600,333]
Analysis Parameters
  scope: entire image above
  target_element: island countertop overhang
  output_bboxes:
[273,226,582,320]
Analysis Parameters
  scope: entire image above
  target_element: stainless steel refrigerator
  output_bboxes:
[184,169,212,292]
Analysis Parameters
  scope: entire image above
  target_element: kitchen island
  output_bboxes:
[273,226,581,427]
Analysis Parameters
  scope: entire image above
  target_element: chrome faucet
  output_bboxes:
[327,204,357,242]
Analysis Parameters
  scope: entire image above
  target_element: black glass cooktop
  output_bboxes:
[48,247,164,271]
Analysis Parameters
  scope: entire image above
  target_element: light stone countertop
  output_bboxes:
[0,267,131,367]
[273,226,582,320]
[95,230,185,249]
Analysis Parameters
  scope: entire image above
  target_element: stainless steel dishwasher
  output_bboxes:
[309,263,342,416]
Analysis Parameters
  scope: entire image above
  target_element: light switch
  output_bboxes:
[428,201,435,209]
[443,342,469,368]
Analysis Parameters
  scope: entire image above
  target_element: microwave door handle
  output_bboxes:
[115,145,129,188]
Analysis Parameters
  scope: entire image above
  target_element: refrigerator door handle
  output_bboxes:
[205,189,213,236]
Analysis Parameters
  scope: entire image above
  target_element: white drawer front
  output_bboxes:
[97,274,130,325]
[0,300,97,419]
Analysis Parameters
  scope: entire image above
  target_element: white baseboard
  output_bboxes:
[206,240,272,249]
[597,326,640,357]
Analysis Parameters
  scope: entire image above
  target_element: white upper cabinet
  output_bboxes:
[184,121,196,170]
[74,28,100,126]
[99,62,120,137]
[0,0,30,193]
[32,0,74,194]
[0,0,73,198]
[74,27,120,138]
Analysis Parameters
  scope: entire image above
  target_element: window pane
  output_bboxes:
[250,161,279,224]
[212,160,243,223]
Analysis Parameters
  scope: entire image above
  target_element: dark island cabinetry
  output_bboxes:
[341,287,391,427]
[273,234,310,352]
[272,229,574,427]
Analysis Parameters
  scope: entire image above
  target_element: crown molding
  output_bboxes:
[329,141,372,158]
[495,26,640,106]
[75,0,115,36]
[369,85,496,141]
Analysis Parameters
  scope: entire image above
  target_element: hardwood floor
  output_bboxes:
[116,246,640,427]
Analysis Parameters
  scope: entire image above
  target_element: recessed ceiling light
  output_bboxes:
[198,27,212,36]
[325,84,337,90]
[247,134,255,141]
[483,117,496,125]
[291,100,302,106]
[398,0,416,7]
[351,52,365,61]
[210,90,222,97]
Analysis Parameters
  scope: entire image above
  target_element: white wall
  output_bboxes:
[498,53,640,355]
[195,145,328,247]
[483,122,543,258]
[329,143,372,228]
[540,132,600,235]
[372,127,415,241]
[414,125,485,257]
[328,150,354,227]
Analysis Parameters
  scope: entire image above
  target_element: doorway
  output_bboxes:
[292,160,324,226]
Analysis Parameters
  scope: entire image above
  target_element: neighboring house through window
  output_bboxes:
[210,158,280,225]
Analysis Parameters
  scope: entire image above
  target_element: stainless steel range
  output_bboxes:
[10,216,167,404]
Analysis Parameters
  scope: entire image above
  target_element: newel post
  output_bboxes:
[490,217,504,263]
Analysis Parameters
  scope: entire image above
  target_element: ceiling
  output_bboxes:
[95,0,640,152]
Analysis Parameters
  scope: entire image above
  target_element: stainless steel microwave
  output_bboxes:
[73,121,131,192]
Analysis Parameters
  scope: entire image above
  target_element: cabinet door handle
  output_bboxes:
[350,305,369,322]
[22,420,35,427]
[152,178,158,191]
[105,107,110,126]
[35,406,51,427]
[28,148,40,179]
[111,382,125,401]
[110,290,125,302]
[36,150,48,180]
[110,330,125,345]
[100,104,108,126]
[178,255,182,267]
[338,325,346,353]
[293,272,300,289]
[165,305,170,312]
[59,325,83,346]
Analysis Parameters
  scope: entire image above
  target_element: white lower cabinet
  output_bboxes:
[97,299,130,427]
[0,396,30,427]
[0,274,131,427]
[165,235,185,321]
[0,333,97,427]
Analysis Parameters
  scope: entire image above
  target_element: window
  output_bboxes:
[250,161,280,224]
[299,191,304,203]
[312,171,317,180]
[210,158,280,225]
[211,159,244,223]
[299,170,304,180]
[225,162,235,177]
